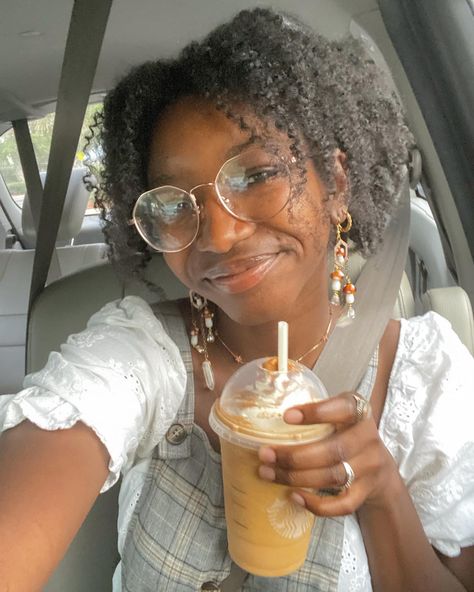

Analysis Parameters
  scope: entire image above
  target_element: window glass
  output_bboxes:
[0,102,102,210]
[0,129,23,205]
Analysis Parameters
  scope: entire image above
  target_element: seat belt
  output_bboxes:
[12,119,62,280]
[219,174,411,590]
[315,174,410,392]
[27,0,113,313]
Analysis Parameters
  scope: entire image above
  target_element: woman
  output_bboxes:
[1,8,473,591]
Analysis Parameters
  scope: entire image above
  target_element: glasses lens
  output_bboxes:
[133,186,198,252]
[216,148,291,221]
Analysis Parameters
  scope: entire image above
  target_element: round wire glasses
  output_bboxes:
[129,147,293,253]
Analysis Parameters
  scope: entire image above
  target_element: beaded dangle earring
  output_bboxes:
[189,291,215,390]
[340,213,357,319]
[203,305,215,344]
[330,212,357,319]
[330,213,351,305]
[343,276,357,319]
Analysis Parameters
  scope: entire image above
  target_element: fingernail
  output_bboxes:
[258,447,276,463]
[291,492,306,507]
[284,409,304,424]
[258,466,276,481]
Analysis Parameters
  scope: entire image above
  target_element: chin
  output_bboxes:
[212,291,292,327]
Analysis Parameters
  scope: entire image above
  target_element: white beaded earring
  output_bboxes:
[189,291,215,390]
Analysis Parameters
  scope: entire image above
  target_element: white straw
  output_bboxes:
[278,321,288,372]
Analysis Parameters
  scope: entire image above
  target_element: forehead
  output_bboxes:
[152,97,249,156]
[147,96,291,184]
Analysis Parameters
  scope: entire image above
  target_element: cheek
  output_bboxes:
[163,252,190,286]
[288,195,331,255]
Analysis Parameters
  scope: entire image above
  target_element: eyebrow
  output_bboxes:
[148,138,259,188]
[225,138,257,158]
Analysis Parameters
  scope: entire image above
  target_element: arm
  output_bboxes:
[0,420,110,592]
[358,479,474,592]
[258,397,473,591]
[0,298,187,590]
[258,313,474,590]
[356,318,472,590]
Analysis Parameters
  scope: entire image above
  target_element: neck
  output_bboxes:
[214,286,338,368]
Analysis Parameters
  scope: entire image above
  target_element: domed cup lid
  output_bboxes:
[209,357,333,449]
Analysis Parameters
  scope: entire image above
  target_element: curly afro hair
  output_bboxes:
[86,7,413,287]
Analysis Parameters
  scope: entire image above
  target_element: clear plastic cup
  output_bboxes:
[209,357,333,577]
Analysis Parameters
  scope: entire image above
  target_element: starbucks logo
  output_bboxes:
[267,498,313,539]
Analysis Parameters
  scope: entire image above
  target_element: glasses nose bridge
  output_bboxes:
[189,181,217,204]
[191,181,255,253]
[190,181,231,216]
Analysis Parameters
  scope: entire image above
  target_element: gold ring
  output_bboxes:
[342,461,355,489]
[352,393,371,422]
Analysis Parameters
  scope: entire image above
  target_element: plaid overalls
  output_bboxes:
[122,302,378,591]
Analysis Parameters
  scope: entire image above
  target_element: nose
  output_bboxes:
[193,185,256,253]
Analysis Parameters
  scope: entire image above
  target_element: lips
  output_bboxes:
[204,253,281,294]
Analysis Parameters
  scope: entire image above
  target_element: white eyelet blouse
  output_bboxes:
[1,296,473,591]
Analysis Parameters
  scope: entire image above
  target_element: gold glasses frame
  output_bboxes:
[128,148,294,253]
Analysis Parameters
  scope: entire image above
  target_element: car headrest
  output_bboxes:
[21,167,90,248]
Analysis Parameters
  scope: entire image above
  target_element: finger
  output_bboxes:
[262,449,378,490]
[258,461,350,490]
[291,480,367,517]
[284,392,369,427]
[259,419,378,470]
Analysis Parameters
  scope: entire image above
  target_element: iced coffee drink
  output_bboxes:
[209,356,333,577]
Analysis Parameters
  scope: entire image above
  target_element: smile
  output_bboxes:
[205,253,281,294]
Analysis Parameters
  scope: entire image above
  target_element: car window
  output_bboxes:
[0,102,102,211]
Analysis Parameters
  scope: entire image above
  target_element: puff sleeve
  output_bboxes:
[0,296,187,492]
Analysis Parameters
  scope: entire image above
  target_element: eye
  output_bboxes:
[245,165,281,185]
[174,199,193,212]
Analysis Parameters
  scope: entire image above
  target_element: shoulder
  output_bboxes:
[389,312,473,410]
[86,295,166,332]
[67,295,182,358]
[25,295,187,404]
[382,311,474,438]
[397,311,472,365]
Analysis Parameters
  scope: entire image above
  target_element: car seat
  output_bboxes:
[0,169,107,393]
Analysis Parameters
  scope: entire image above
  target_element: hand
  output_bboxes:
[257,392,403,516]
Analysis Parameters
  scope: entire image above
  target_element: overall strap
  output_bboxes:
[152,300,196,460]
[151,300,250,591]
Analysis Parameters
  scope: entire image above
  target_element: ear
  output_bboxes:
[327,149,349,225]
